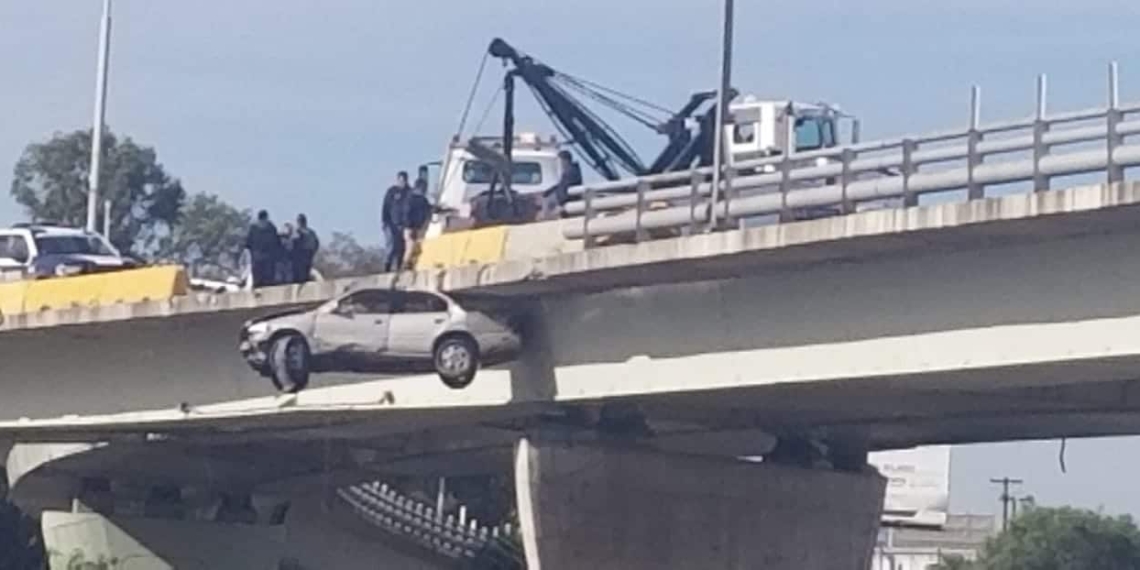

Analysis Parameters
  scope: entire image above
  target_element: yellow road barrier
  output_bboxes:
[0,266,189,315]
[414,226,509,271]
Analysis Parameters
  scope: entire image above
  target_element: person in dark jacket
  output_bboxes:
[291,214,320,283]
[403,180,433,269]
[245,210,282,288]
[382,171,413,273]
[413,165,430,197]
[542,151,583,218]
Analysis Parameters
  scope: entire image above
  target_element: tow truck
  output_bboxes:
[424,38,861,246]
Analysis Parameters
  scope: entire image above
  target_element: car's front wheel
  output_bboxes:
[268,334,311,393]
[434,335,479,389]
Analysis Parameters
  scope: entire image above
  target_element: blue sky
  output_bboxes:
[4,0,1140,517]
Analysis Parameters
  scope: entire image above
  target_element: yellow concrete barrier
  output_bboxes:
[0,280,29,316]
[6,266,189,314]
[415,226,509,271]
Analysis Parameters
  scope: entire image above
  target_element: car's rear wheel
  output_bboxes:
[269,334,310,393]
[434,335,479,389]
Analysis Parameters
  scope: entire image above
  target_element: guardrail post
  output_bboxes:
[583,188,596,249]
[778,154,792,222]
[1033,74,1050,192]
[689,171,702,235]
[1107,62,1124,185]
[721,165,735,229]
[967,86,985,200]
[901,139,917,207]
[635,180,649,243]
[840,148,855,214]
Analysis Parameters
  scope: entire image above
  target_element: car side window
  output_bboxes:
[339,290,393,314]
[396,292,448,314]
[0,236,29,263]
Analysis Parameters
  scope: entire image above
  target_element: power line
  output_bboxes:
[990,477,1024,532]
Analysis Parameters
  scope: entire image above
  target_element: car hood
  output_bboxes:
[33,253,133,268]
[244,306,316,327]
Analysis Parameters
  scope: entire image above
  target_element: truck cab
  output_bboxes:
[726,97,853,162]
[427,133,564,239]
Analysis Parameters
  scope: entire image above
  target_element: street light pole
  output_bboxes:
[708,0,734,230]
[87,0,113,234]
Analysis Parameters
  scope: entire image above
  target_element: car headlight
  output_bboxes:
[54,264,87,277]
[245,322,271,338]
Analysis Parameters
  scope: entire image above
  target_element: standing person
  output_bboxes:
[277,222,295,285]
[292,214,320,284]
[404,178,433,269]
[542,150,582,219]
[245,210,282,288]
[413,165,431,198]
[382,171,412,273]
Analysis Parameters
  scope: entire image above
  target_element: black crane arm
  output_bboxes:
[489,38,647,180]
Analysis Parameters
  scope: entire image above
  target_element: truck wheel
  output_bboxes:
[434,335,479,389]
[269,334,310,393]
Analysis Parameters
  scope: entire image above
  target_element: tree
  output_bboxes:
[11,129,185,255]
[930,554,978,570]
[975,506,1140,570]
[156,193,251,279]
[313,232,385,278]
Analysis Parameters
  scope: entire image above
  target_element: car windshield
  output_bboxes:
[462,161,543,185]
[35,234,116,256]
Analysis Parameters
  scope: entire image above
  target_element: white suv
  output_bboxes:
[0,224,137,279]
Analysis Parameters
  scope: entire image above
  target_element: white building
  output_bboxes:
[870,514,998,570]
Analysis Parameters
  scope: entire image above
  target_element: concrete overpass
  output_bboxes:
[8,181,1140,569]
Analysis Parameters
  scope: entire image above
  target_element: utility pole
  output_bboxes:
[87,0,113,234]
[990,477,1023,531]
[708,0,734,230]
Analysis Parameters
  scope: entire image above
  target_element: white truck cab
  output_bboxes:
[0,224,132,280]
[727,97,853,163]
[427,133,564,239]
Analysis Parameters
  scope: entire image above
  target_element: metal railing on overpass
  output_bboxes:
[563,64,1140,246]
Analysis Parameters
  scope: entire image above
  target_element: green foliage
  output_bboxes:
[157,193,252,278]
[10,129,185,255]
[313,232,385,278]
[930,554,978,570]
[978,506,1140,570]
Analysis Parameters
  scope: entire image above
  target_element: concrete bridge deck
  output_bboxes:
[3,182,1140,458]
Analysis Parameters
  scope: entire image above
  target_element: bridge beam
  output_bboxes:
[514,438,886,570]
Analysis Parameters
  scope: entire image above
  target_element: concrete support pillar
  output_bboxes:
[514,438,886,570]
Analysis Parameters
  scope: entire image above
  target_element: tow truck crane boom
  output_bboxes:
[487,38,723,184]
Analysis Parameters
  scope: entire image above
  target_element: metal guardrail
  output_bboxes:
[338,482,523,568]
[563,64,1140,244]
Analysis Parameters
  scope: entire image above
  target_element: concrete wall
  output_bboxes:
[39,495,445,570]
[515,439,886,570]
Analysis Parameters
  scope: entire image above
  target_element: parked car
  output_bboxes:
[238,288,523,392]
[0,224,137,279]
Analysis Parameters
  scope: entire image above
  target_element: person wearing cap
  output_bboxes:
[541,150,582,219]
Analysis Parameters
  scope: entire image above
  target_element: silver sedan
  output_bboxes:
[239,288,523,392]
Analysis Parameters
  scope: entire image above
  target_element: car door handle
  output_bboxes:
[433,318,445,324]
[374,319,384,324]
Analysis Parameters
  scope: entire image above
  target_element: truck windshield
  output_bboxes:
[463,161,544,185]
[35,235,116,256]
[794,117,837,151]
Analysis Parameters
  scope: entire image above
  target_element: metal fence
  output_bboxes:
[562,63,1140,245]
